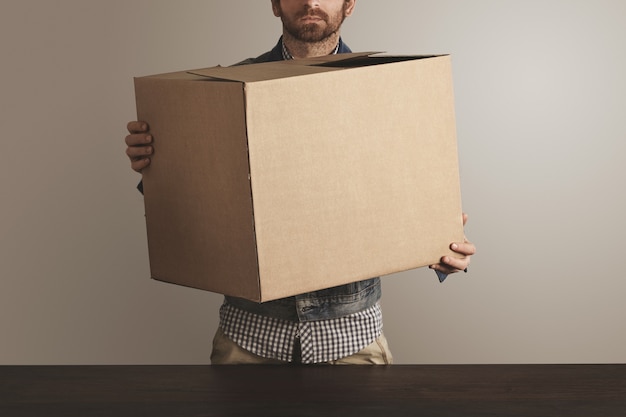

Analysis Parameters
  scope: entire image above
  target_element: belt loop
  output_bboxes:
[291,337,302,365]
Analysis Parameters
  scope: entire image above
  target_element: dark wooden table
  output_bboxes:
[1,364,625,416]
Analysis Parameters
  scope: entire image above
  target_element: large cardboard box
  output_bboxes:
[134,53,465,302]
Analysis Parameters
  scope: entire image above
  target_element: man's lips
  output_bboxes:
[298,10,327,23]
[300,15,323,22]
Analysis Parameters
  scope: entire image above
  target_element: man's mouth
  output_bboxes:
[298,10,328,23]
[301,16,322,22]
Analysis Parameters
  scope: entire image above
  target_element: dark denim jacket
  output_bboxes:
[225,277,381,322]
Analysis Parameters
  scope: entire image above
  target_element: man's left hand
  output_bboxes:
[429,213,476,275]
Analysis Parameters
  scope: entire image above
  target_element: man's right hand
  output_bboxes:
[125,121,153,173]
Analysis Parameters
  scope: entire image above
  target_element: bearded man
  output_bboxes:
[125,0,475,365]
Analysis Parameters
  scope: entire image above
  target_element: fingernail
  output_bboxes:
[451,243,458,250]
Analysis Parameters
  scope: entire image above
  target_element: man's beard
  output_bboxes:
[281,6,346,42]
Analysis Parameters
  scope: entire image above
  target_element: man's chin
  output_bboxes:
[295,28,329,42]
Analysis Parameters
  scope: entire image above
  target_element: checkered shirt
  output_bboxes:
[219,299,383,364]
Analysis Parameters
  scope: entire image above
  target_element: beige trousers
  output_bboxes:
[210,327,393,365]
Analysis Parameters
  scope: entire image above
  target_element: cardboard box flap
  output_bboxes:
[187,52,380,83]
[187,63,338,83]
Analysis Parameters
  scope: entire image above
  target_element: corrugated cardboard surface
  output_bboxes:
[134,76,261,301]
[135,54,465,302]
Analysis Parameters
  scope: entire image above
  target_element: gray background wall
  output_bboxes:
[1,0,624,364]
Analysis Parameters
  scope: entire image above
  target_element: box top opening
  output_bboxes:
[314,54,441,68]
